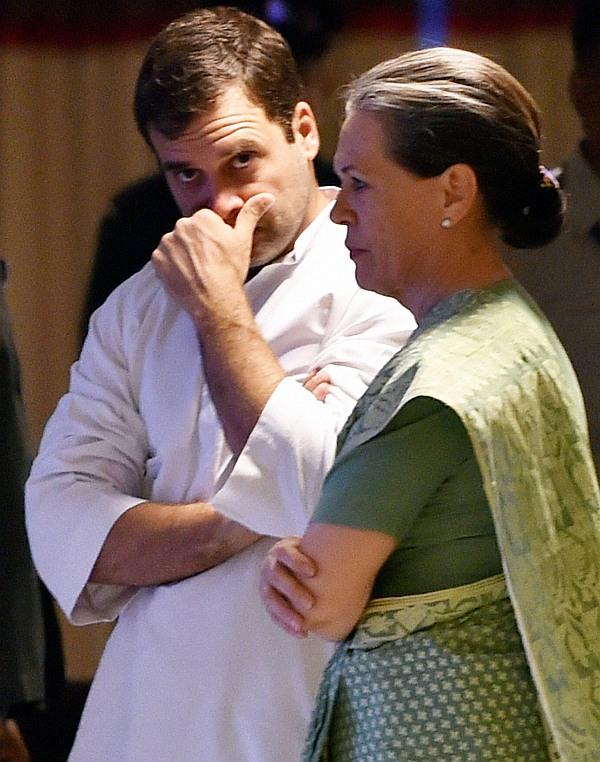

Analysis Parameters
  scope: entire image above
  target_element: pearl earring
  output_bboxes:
[441,218,452,229]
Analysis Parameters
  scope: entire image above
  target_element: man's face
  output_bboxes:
[150,86,321,266]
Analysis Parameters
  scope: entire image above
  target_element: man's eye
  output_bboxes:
[177,168,199,184]
[232,153,253,169]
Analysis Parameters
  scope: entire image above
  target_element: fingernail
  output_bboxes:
[291,621,308,638]
[298,597,313,613]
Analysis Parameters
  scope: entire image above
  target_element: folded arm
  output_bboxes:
[260,526,395,641]
[260,397,478,640]
[89,500,259,587]
[26,307,332,621]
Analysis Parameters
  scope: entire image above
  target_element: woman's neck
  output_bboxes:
[403,248,511,323]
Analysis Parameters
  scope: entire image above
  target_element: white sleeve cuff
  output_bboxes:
[212,377,339,537]
[26,473,144,624]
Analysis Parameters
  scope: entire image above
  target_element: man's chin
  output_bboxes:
[250,225,298,268]
[249,239,286,268]
[250,253,283,267]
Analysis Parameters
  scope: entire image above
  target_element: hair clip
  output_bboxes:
[539,165,560,190]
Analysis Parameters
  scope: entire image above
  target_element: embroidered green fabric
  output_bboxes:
[306,280,600,761]
[305,576,558,760]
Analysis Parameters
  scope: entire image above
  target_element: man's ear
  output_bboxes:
[439,163,479,226]
[292,101,320,160]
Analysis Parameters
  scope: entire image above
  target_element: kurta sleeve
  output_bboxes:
[25,293,150,625]
[211,290,415,537]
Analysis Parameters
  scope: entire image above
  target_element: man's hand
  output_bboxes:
[302,368,332,402]
[260,537,317,638]
[152,192,274,319]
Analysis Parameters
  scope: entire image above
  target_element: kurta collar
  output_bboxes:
[260,189,339,268]
[279,188,339,267]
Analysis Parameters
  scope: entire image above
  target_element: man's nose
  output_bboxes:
[209,187,245,226]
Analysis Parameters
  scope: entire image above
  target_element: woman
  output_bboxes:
[260,48,600,761]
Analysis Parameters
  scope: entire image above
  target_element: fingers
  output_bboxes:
[260,537,317,638]
[271,536,317,579]
[0,718,30,761]
[261,581,309,639]
[234,193,275,239]
[303,368,332,402]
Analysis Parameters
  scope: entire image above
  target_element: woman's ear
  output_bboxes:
[292,101,321,160]
[439,163,479,226]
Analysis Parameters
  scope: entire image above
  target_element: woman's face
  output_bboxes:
[331,110,446,301]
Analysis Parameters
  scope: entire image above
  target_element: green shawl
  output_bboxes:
[336,279,600,760]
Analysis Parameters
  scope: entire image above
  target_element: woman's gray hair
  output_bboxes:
[342,47,564,249]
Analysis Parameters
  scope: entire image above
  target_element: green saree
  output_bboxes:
[304,280,600,761]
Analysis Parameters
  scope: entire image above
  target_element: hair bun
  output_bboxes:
[501,166,566,249]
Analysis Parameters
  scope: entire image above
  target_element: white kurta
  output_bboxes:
[26,202,415,761]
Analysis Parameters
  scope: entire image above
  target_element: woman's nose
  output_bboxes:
[330,193,353,226]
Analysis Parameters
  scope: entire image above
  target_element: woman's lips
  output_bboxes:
[348,246,368,259]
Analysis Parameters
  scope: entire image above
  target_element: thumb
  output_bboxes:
[235,192,275,238]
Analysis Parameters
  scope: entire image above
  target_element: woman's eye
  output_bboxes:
[351,176,367,191]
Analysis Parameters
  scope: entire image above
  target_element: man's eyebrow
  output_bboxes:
[161,160,192,172]
[217,137,262,156]
[160,138,263,173]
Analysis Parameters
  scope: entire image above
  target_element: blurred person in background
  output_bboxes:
[506,0,600,475]
[1,261,83,762]
[0,259,40,759]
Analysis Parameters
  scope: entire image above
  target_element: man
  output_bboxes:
[26,8,415,761]
[506,0,600,474]
[80,0,341,334]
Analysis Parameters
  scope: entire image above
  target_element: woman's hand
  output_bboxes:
[262,525,396,641]
[260,537,317,638]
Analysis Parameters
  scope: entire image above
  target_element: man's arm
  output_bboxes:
[210,284,415,539]
[27,276,264,623]
[26,385,260,622]
[26,298,329,617]
[153,193,280,455]
[89,501,259,586]
[88,367,332,587]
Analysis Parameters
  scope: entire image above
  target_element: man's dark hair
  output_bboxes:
[134,5,302,145]
[572,0,600,68]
